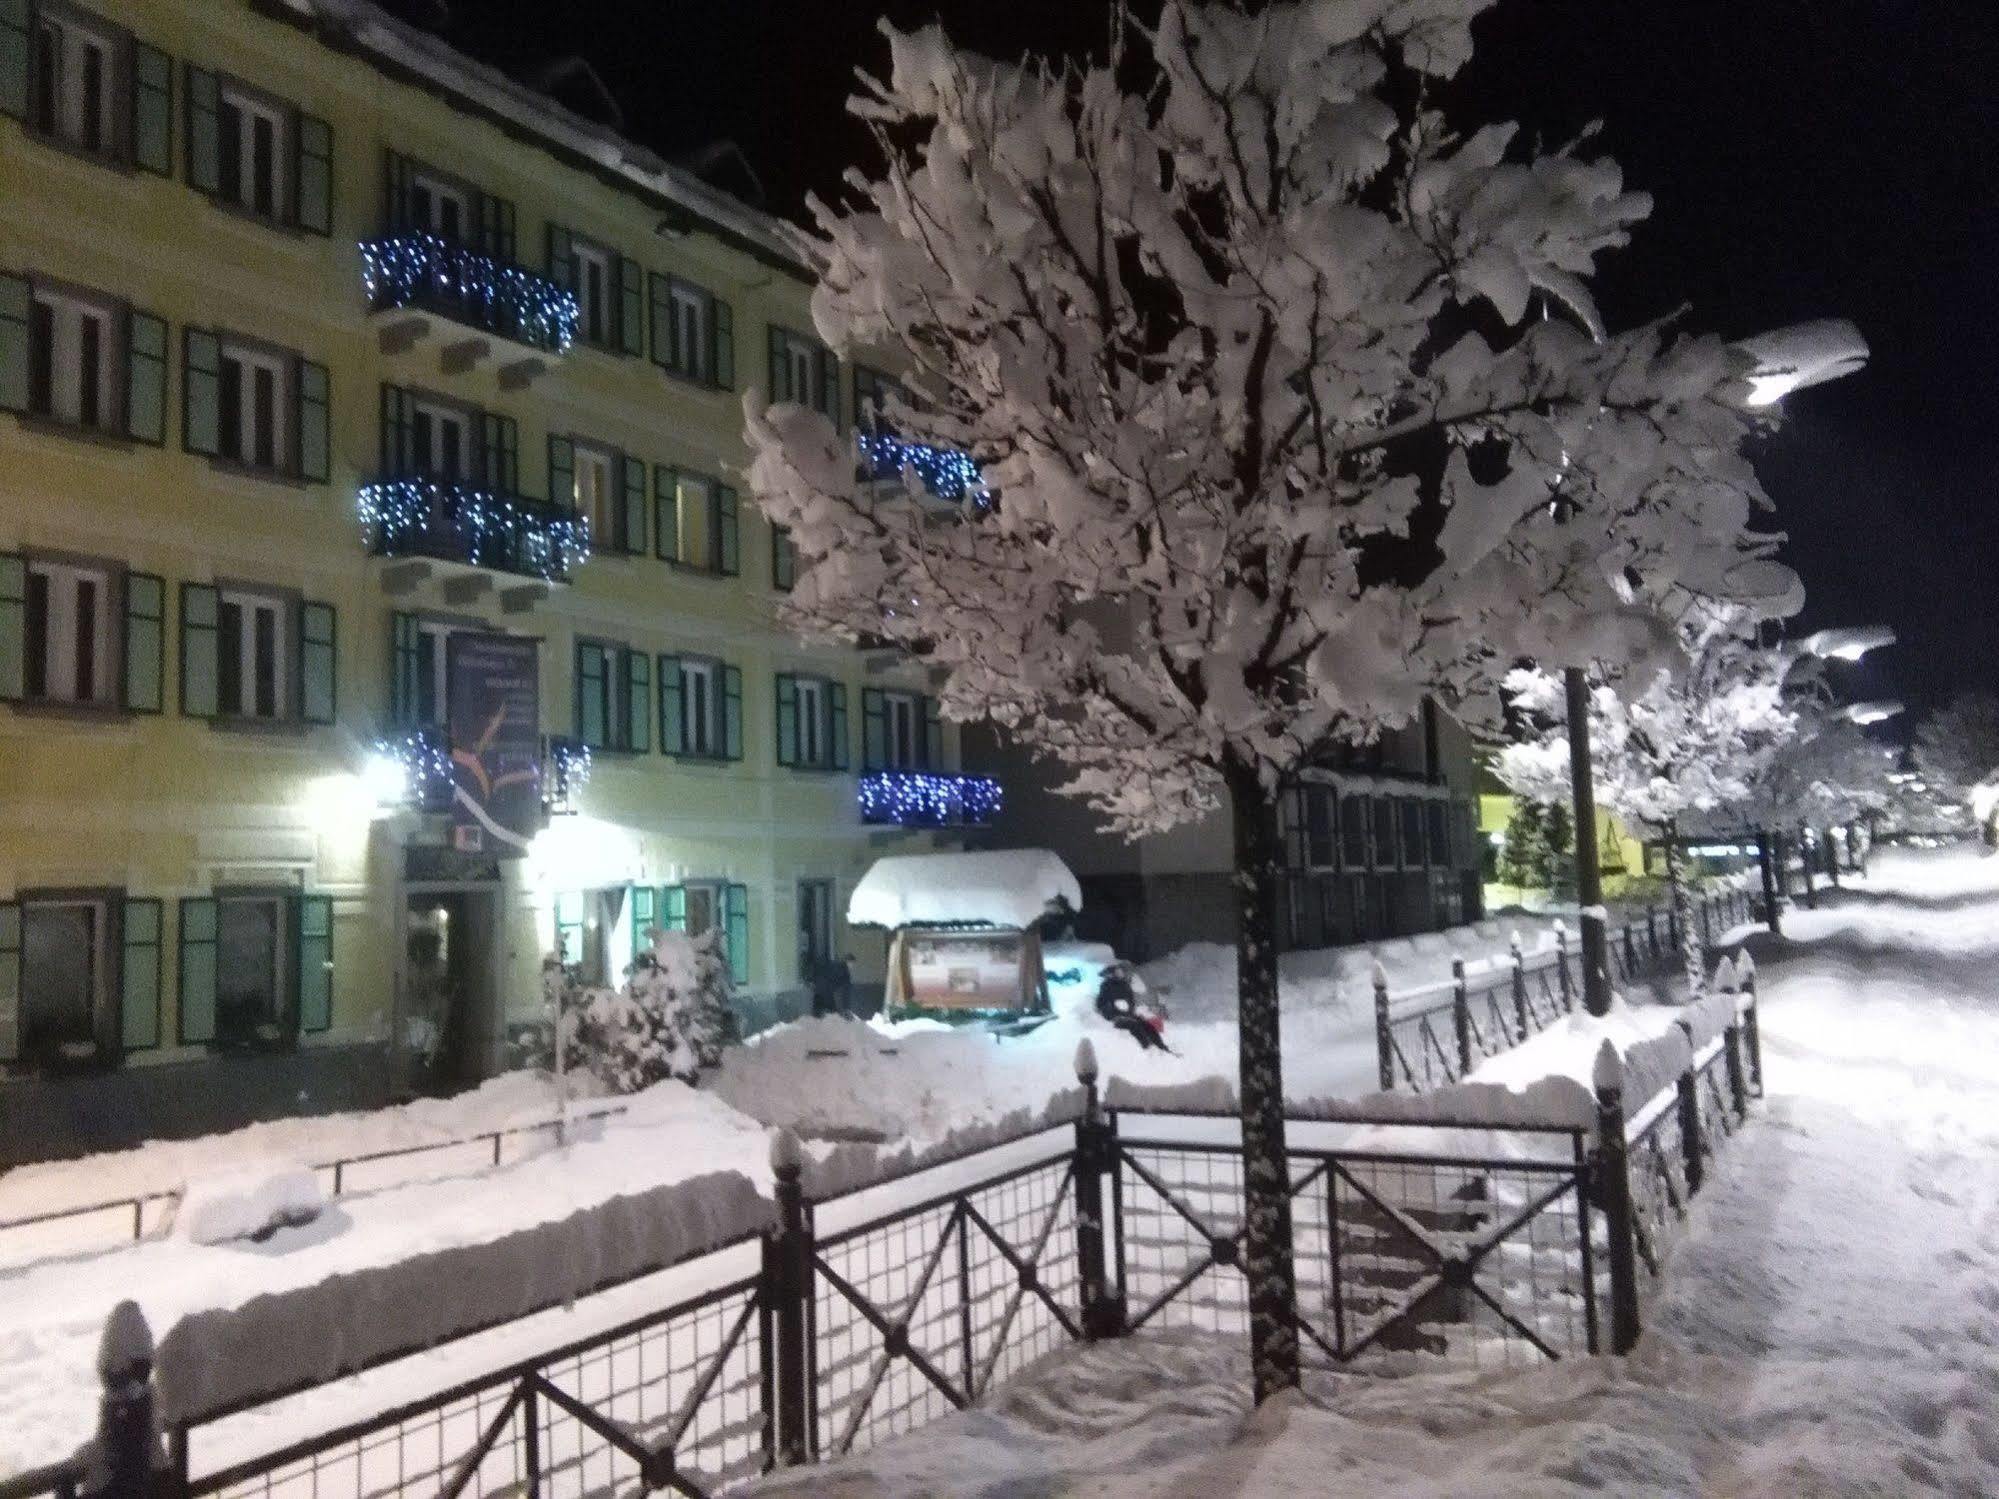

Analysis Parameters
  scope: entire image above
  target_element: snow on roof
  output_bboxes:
[272,0,808,277]
[847,849,1083,930]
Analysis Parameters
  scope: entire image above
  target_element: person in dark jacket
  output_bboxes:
[1096,963,1170,1052]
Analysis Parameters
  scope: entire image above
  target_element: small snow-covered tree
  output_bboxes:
[1497,799,1548,897]
[748,0,1789,1396]
[569,930,736,1092]
[1913,691,1999,825]
[1495,607,1795,992]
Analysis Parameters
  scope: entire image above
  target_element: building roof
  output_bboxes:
[259,0,813,280]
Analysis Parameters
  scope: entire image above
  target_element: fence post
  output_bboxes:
[1592,1043,1642,1355]
[1646,905,1658,960]
[1555,922,1574,1013]
[1510,933,1529,1042]
[767,1130,813,1468]
[75,1301,169,1498]
[1373,960,1394,1092]
[1723,1009,1749,1122]
[1071,1041,1125,1339]
[1699,895,1713,953]
[1738,956,1763,1097]
[1451,957,1472,1076]
[1622,922,1639,978]
[1673,1021,1704,1197]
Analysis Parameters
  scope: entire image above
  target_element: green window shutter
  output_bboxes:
[657,652,683,756]
[381,148,411,230]
[774,674,797,767]
[662,884,687,934]
[495,415,520,492]
[380,383,414,473]
[624,649,651,753]
[0,272,26,412]
[295,113,332,234]
[722,664,743,760]
[0,0,27,120]
[295,895,332,1033]
[647,272,672,371]
[619,454,648,555]
[121,898,163,1051]
[830,682,850,770]
[545,224,576,292]
[124,309,167,444]
[630,884,656,962]
[179,583,219,717]
[121,572,164,713]
[297,360,330,482]
[480,194,515,261]
[554,891,585,965]
[771,527,795,592]
[177,897,218,1045]
[862,687,887,771]
[390,611,420,723]
[819,348,841,429]
[0,901,17,1062]
[617,256,644,355]
[711,297,734,389]
[923,696,943,769]
[185,65,220,195]
[715,485,740,576]
[183,329,221,456]
[548,434,574,511]
[299,601,336,724]
[724,884,749,986]
[653,464,680,563]
[575,641,607,749]
[0,553,23,701]
[131,44,172,174]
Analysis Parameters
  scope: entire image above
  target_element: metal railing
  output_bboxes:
[1375,887,1758,1093]
[14,977,1764,1498]
[0,1104,626,1270]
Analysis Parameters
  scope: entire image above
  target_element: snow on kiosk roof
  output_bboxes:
[847,850,1083,932]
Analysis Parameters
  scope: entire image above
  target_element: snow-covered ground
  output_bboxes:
[745,846,1999,1497]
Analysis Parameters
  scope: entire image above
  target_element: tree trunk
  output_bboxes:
[1664,823,1703,998]
[1563,668,1612,1015]
[1756,827,1782,937]
[1225,765,1301,1401]
[1823,825,1840,888]
[1797,824,1817,909]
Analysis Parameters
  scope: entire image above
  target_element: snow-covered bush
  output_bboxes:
[568,930,737,1092]
[174,1163,323,1245]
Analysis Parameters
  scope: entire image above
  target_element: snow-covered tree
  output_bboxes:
[747,0,1789,1396]
[1913,691,1999,823]
[1495,607,1795,992]
[1497,799,1549,896]
[568,930,736,1093]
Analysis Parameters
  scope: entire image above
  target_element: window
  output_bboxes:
[412,397,471,481]
[18,895,106,1063]
[184,329,327,482]
[853,365,904,431]
[1342,794,1370,868]
[380,386,514,491]
[1306,785,1337,869]
[179,583,334,726]
[1373,796,1398,868]
[768,325,839,425]
[1426,800,1450,869]
[409,171,468,240]
[659,881,749,985]
[647,272,733,387]
[660,653,743,760]
[389,612,463,727]
[547,227,642,354]
[174,892,330,1047]
[862,688,941,771]
[574,640,650,753]
[27,282,114,430]
[771,525,796,591]
[652,467,738,575]
[551,437,644,555]
[218,84,285,220]
[29,5,116,155]
[215,893,284,1043]
[218,339,289,471]
[22,556,113,704]
[1402,798,1426,869]
[573,240,611,346]
[572,442,616,543]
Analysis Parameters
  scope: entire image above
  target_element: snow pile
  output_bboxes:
[748,847,1999,1499]
[846,849,1083,930]
[173,1165,323,1247]
[804,1099,1085,1201]
[153,1169,772,1427]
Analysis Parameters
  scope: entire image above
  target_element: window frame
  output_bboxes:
[20,549,120,709]
[211,886,292,1049]
[25,276,123,434]
[26,2,126,163]
[14,886,117,1069]
[214,581,292,724]
[215,75,291,223]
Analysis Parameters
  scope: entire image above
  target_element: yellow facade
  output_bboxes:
[0,0,962,1145]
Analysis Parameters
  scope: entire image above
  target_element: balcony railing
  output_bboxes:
[856,428,984,502]
[858,770,1003,828]
[359,233,579,355]
[359,478,591,583]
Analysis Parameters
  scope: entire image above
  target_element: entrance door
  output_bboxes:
[798,879,833,986]
[400,889,498,1094]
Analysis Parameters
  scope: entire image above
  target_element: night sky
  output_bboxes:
[440,0,1998,718]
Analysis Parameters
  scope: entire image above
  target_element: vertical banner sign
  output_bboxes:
[448,632,542,855]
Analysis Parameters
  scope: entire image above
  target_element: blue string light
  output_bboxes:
[856,430,985,502]
[372,727,455,809]
[359,479,592,582]
[547,737,593,813]
[858,770,1003,827]
[359,233,579,354]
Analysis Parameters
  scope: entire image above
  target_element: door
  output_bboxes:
[798,879,833,986]
[400,889,499,1094]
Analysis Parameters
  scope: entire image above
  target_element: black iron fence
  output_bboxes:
[5,975,1764,1499]
[1375,887,1757,1092]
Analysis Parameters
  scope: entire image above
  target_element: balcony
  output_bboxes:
[856,429,985,503]
[359,233,578,374]
[858,770,1003,828]
[359,479,591,589]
